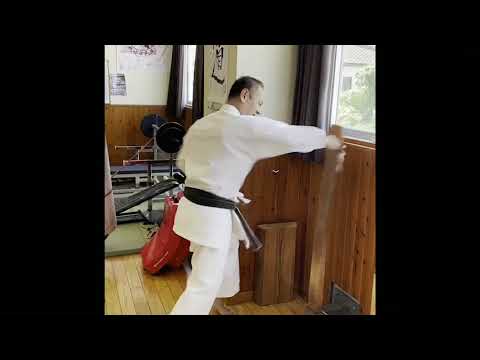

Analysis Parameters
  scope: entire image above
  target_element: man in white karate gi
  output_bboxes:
[170,76,345,315]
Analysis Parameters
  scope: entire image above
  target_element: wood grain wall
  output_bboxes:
[105,105,192,166]
[304,141,376,314]
[233,140,376,314]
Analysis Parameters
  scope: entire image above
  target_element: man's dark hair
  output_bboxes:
[228,76,264,99]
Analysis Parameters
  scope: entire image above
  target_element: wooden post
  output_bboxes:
[305,125,344,313]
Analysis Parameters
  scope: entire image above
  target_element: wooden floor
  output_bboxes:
[105,254,307,315]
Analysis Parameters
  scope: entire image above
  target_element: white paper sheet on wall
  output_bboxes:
[118,45,170,72]
[208,45,228,104]
[110,74,127,96]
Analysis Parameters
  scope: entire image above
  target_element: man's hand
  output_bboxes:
[336,145,347,172]
[326,135,342,150]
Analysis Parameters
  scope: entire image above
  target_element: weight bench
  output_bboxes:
[111,162,179,188]
[114,158,184,225]
[114,178,179,215]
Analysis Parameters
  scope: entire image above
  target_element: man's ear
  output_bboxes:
[240,89,249,103]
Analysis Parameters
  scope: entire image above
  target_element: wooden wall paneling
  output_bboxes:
[359,150,376,314]
[105,105,191,166]
[338,147,360,291]
[105,105,166,165]
[339,147,362,291]
[351,148,374,301]
[302,143,375,313]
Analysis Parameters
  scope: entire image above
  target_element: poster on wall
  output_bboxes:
[110,74,127,96]
[208,45,228,104]
[105,61,110,103]
[118,45,170,72]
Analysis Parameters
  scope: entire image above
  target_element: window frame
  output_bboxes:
[330,45,376,144]
[185,45,196,107]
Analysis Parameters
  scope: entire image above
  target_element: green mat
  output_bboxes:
[105,201,162,257]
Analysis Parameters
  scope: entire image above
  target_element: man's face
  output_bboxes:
[240,86,264,116]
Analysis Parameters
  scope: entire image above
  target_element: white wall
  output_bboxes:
[236,45,298,123]
[105,45,172,105]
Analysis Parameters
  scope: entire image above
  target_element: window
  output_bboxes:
[331,45,375,143]
[185,45,196,106]
[342,76,352,91]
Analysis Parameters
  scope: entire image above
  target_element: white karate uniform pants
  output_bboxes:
[169,236,240,315]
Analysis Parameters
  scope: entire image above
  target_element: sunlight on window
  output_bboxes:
[186,45,196,105]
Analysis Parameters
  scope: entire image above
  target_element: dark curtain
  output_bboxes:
[292,45,337,163]
[167,45,186,120]
[192,45,204,123]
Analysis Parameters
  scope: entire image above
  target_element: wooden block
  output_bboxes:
[255,222,297,306]
[225,291,254,306]
[278,225,297,303]
[255,228,279,305]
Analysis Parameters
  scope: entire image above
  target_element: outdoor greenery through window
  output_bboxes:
[332,45,375,142]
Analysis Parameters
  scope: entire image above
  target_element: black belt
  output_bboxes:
[183,187,263,252]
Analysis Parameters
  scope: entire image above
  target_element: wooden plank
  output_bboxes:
[151,271,170,289]
[303,162,323,298]
[141,272,167,315]
[154,280,176,314]
[110,257,137,315]
[123,255,151,315]
[131,255,175,316]
[166,268,187,300]
[323,162,347,302]
[105,259,122,315]
[307,125,344,311]
[132,255,166,314]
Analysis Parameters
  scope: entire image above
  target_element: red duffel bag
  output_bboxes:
[141,192,190,274]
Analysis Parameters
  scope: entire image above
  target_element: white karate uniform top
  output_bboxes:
[170,104,328,314]
[173,104,328,250]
